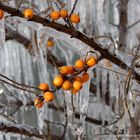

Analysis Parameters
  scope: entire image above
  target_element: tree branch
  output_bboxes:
[48,104,108,126]
[0,122,60,140]
[0,3,140,82]
[5,25,65,67]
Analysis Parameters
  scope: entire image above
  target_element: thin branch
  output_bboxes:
[44,119,65,127]
[5,25,65,67]
[69,0,79,17]
[0,78,37,95]
[127,19,140,30]
[16,0,24,9]
[0,122,60,140]
[48,103,108,126]
[97,65,127,76]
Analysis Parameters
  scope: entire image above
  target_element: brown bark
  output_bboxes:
[118,0,129,50]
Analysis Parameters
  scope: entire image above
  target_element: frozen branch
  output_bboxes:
[69,0,79,16]
[127,19,140,30]
[5,25,65,67]
[0,122,60,140]
[118,0,129,50]
[0,3,140,83]
[48,104,108,126]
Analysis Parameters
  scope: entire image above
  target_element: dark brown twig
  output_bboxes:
[69,0,79,17]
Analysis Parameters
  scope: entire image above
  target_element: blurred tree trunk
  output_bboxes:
[118,0,129,50]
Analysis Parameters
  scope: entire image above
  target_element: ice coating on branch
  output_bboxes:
[0,18,5,48]
[37,107,45,134]
[31,28,48,131]
[76,70,91,138]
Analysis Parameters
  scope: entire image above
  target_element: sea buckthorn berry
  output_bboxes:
[53,75,64,87]
[59,66,69,75]
[44,91,54,102]
[47,40,54,47]
[60,9,68,18]
[39,83,49,91]
[50,11,60,20]
[74,76,83,82]
[82,73,89,83]
[86,57,96,67]
[67,66,75,74]
[0,9,4,20]
[34,97,44,108]
[73,80,82,91]
[71,88,79,94]
[24,8,33,19]
[70,14,80,23]
[62,80,72,90]
[74,59,85,69]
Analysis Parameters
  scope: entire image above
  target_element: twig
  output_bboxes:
[0,122,60,139]
[44,119,65,127]
[127,19,140,30]
[97,66,126,76]
[0,78,38,95]
[69,0,79,17]
[0,73,40,91]
[16,0,24,9]
[61,91,68,138]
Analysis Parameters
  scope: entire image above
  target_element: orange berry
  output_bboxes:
[53,75,64,87]
[70,14,80,23]
[50,11,60,20]
[47,40,54,47]
[73,80,82,91]
[74,76,83,82]
[62,80,72,90]
[71,88,79,94]
[0,9,4,20]
[44,91,54,102]
[39,83,49,91]
[86,57,96,67]
[59,66,69,75]
[67,66,75,74]
[34,97,44,108]
[60,9,68,18]
[24,8,33,19]
[82,73,89,82]
[74,59,85,69]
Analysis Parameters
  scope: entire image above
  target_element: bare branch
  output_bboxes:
[69,0,79,17]
[0,122,60,140]
[127,19,140,30]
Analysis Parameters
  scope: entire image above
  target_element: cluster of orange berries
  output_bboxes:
[53,57,96,93]
[50,9,80,23]
[0,7,80,23]
[34,83,54,108]
[23,8,80,24]
[34,56,97,108]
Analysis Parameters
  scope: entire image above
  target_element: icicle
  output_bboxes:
[76,71,91,139]
[0,16,5,48]
[30,28,49,131]
[37,107,45,134]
